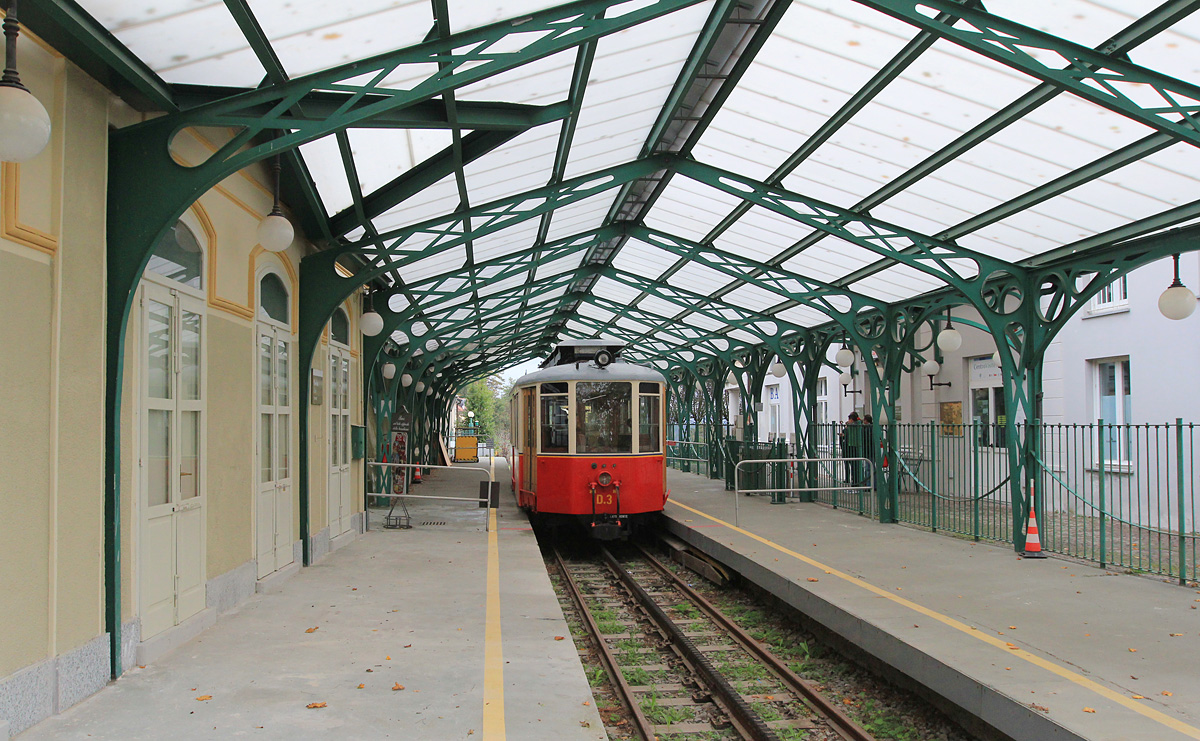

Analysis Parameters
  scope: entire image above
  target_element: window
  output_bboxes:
[638,383,661,453]
[576,382,631,454]
[1091,276,1128,313]
[259,273,289,324]
[1095,358,1132,462]
[147,220,203,289]
[330,308,350,345]
[971,387,1007,448]
[815,377,829,425]
[540,391,569,453]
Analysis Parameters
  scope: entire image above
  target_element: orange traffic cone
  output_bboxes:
[412,466,423,485]
[1023,506,1046,559]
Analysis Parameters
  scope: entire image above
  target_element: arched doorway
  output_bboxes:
[256,270,294,578]
[139,217,207,639]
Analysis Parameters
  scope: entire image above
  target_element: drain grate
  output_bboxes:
[420,521,447,526]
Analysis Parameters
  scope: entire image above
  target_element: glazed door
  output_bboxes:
[521,387,536,492]
[256,326,294,578]
[140,284,206,639]
[328,346,352,537]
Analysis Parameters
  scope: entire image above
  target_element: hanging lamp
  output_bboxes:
[937,308,962,353]
[0,1,49,163]
[1158,254,1197,320]
[360,289,384,336]
[257,152,294,252]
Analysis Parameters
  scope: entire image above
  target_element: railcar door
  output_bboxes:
[521,387,536,495]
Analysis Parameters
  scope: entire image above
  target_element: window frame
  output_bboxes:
[1093,357,1132,465]
[1088,275,1129,317]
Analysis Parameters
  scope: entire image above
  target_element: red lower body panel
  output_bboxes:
[530,455,665,515]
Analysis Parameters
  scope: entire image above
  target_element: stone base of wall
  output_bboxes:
[0,629,119,737]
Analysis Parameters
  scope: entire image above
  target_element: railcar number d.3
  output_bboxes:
[594,493,614,505]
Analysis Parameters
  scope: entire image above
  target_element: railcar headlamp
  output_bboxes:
[598,472,612,487]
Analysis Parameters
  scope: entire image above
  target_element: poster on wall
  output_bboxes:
[940,401,963,437]
[390,412,411,495]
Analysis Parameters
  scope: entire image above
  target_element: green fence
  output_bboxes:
[670,421,1199,583]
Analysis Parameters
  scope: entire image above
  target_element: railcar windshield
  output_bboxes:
[576,382,632,454]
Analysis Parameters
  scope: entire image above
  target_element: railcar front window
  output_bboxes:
[576,382,632,454]
[540,394,569,453]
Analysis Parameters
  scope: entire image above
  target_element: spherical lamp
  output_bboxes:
[922,359,940,376]
[257,211,293,253]
[360,310,384,337]
[835,347,855,367]
[936,327,962,353]
[382,363,396,380]
[1159,254,1197,320]
[0,84,49,162]
[425,385,434,396]
[838,370,852,386]
[770,360,786,378]
[414,381,425,393]
[400,373,413,388]
[0,9,50,163]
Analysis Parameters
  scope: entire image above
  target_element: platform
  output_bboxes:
[19,461,605,741]
[663,468,1200,741]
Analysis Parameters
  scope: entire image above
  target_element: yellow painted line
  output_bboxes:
[483,507,506,739]
[669,498,1200,739]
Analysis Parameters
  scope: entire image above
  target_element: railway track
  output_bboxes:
[553,541,874,741]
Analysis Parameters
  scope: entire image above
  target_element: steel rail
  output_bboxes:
[635,543,876,741]
[552,547,656,741]
[600,546,782,741]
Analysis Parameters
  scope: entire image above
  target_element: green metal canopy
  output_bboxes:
[32,0,1200,387]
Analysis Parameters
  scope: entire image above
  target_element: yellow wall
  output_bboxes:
[0,28,365,688]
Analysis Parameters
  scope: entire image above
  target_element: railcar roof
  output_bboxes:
[513,361,666,390]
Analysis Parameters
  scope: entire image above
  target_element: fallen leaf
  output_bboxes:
[392,683,405,691]
[579,721,590,728]
[195,696,212,702]
[1030,703,1049,713]
[1170,633,1183,637]
[1132,695,1146,699]
[1009,626,1017,630]
[1129,648,1137,652]
[1005,667,1011,671]
[1163,691,1173,696]
[305,627,319,633]
[404,644,412,648]
[357,683,365,689]
[307,702,327,709]
[1083,707,1096,713]
[385,656,392,660]
[554,636,565,641]
[582,701,589,706]
[807,577,819,582]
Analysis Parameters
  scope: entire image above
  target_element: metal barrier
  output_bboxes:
[666,439,710,475]
[733,457,874,527]
[367,461,497,531]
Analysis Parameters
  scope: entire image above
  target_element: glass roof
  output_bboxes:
[57,0,1200,380]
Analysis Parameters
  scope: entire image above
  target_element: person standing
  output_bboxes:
[842,412,862,483]
[862,414,875,486]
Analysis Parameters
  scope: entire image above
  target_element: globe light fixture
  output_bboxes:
[770,360,786,378]
[360,289,384,336]
[838,370,852,386]
[0,3,50,163]
[835,345,855,367]
[425,386,434,396]
[922,359,941,376]
[400,373,413,388]
[414,381,425,393]
[257,154,294,252]
[382,362,396,380]
[1158,253,1197,321]
[937,309,962,353]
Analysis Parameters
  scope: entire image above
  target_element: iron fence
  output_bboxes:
[670,420,1198,582]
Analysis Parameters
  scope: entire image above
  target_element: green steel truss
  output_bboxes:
[27,0,1197,680]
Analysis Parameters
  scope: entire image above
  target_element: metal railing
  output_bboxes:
[367,460,496,531]
[733,457,874,527]
[668,420,1198,582]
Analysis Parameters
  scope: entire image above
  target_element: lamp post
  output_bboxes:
[0,1,49,163]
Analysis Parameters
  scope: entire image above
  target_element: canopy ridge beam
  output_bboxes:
[545,0,788,343]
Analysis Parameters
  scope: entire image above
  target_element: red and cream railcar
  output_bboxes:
[510,341,667,539]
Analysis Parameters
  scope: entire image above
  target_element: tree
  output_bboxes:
[462,378,496,437]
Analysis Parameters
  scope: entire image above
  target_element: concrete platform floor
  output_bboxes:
[22,461,605,740]
[663,467,1200,741]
